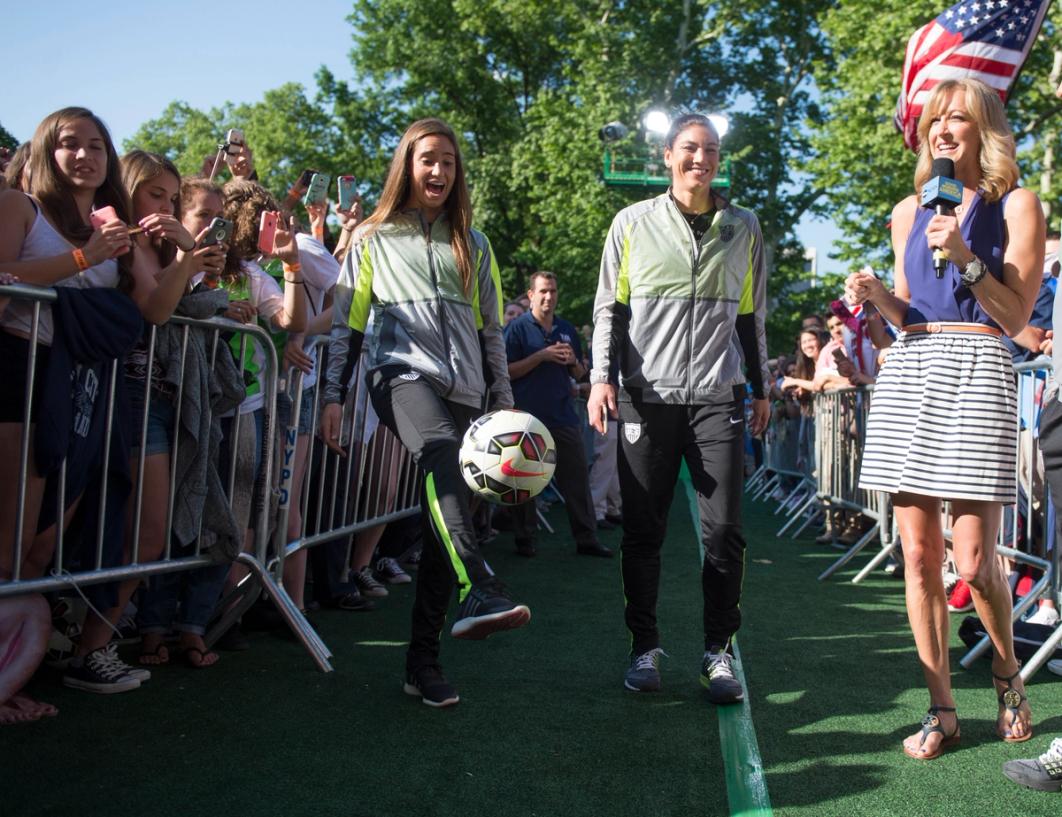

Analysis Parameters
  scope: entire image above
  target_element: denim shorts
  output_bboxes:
[127,383,176,457]
[277,385,316,435]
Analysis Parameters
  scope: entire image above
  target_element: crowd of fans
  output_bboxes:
[0,106,626,724]
[0,105,1059,792]
[762,233,1060,629]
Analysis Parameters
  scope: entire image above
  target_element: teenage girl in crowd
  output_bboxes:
[322,118,528,708]
[272,198,340,611]
[213,180,306,631]
[0,108,199,716]
[68,152,226,688]
[128,171,232,671]
[847,78,1045,759]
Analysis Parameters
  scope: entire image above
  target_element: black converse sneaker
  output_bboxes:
[63,644,142,694]
[700,647,744,704]
[403,664,460,708]
[450,580,530,640]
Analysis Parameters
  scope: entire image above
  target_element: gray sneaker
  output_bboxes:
[700,648,744,704]
[353,566,389,598]
[1003,737,1062,792]
[624,647,666,692]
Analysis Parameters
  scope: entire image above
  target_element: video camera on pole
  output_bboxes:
[920,157,963,279]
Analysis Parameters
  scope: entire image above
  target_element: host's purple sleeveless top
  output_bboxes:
[903,190,1009,329]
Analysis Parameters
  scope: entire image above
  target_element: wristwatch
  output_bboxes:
[960,256,988,288]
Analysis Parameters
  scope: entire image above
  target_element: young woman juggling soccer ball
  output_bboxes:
[321,118,528,708]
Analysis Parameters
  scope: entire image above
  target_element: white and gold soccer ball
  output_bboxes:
[459,410,557,505]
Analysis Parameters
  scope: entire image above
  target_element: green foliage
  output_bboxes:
[0,123,18,150]
[125,81,373,217]
[807,2,1062,271]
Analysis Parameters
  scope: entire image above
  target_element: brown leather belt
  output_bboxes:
[904,322,1002,338]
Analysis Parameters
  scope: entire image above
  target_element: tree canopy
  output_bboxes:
[126,1,1062,354]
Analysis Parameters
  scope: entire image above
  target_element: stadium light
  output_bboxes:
[707,113,730,140]
[643,110,670,136]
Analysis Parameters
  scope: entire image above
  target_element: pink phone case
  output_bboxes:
[89,206,119,230]
[257,211,279,255]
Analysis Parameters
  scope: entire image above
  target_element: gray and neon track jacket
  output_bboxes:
[590,191,770,404]
[324,210,513,411]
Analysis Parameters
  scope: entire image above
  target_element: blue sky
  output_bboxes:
[4,0,844,274]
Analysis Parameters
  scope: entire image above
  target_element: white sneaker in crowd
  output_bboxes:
[1026,604,1061,628]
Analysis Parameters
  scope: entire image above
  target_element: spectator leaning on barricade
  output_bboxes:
[267,193,341,613]
[0,107,216,719]
[504,270,611,559]
[210,179,307,641]
[587,112,770,703]
[846,78,1045,760]
[66,154,240,687]
[126,173,245,673]
[321,118,529,709]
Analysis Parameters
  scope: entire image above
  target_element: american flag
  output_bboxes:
[894,0,1051,150]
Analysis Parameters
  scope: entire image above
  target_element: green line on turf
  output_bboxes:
[683,477,773,817]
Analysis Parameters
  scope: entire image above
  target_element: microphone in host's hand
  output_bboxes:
[920,157,964,279]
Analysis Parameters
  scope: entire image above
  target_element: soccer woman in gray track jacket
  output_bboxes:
[587,112,770,703]
[320,118,528,708]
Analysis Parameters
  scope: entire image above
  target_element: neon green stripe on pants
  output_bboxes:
[425,472,473,601]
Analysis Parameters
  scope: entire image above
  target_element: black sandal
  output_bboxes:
[993,665,1033,743]
[903,705,960,760]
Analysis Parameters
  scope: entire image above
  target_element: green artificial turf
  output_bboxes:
[736,494,1062,817]
[4,490,1062,817]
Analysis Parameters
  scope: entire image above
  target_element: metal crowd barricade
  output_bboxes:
[0,284,294,631]
[808,386,896,582]
[0,283,424,675]
[958,356,1061,682]
[263,341,421,643]
[754,412,819,536]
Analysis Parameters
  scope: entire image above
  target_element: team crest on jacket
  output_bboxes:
[720,224,735,243]
[623,422,642,444]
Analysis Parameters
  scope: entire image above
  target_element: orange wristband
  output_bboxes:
[283,262,302,275]
[72,248,90,272]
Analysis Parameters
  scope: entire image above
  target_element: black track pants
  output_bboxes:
[617,398,747,655]
[512,424,599,548]
[369,372,492,670]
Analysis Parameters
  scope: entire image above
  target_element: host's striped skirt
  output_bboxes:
[858,328,1017,503]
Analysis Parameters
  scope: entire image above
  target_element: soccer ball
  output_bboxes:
[460,410,557,505]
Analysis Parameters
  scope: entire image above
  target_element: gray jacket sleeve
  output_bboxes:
[590,212,627,386]
[324,240,370,405]
[745,213,771,396]
[477,235,514,409]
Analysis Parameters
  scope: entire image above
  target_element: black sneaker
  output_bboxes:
[375,557,412,585]
[450,581,531,640]
[400,547,422,573]
[403,664,460,708]
[700,647,744,704]
[624,647,666,692]
[63,644,141,694]
[353,566,389,598]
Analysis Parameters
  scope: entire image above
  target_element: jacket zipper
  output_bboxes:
[673,200,702,404]
[421,213,455,397]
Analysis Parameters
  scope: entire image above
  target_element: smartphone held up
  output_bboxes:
[258,211,279,255]
[200,217,233,247]
[338,175,358,211]
[302,172,331,206]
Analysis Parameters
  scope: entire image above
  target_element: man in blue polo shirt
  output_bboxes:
[505,272,612,559]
